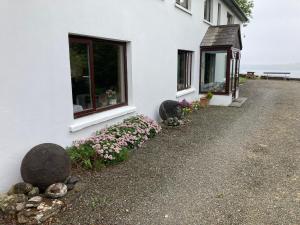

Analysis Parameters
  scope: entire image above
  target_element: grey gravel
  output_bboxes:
[53,80,300,225]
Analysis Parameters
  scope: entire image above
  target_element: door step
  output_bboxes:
[230,97,248,108]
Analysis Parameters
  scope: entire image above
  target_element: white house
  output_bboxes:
[0,0,247,191]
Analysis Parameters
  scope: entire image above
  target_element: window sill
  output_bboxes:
[200,91,228,96]
[203,19,213,26]
[176,88,196,98]
[175,4,192,15]
[69,106,137,133]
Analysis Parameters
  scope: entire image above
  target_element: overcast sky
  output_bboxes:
[241,0,300,65]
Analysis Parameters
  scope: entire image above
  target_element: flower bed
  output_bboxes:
[67,115,161,169]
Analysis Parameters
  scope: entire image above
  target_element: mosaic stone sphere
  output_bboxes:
[159,100,183,121]
[21,143,71,190]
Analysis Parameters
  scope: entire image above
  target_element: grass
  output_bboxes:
[239,76,248,84]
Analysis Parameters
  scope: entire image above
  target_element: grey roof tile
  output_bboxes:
[201,24,242,49]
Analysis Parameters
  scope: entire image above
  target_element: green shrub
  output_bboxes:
[206,92,214,100]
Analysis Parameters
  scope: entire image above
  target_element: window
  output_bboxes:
[200,51,227,93]
[69,36,127,118]
[177,50,193,91]
[217,3,221,25]
[176,0,190,10]
[204,0,213,22]
[227,12,234,24]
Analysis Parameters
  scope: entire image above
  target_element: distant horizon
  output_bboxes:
[242,62,300,67]
[240,63,300,78]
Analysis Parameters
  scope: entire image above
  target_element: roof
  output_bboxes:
[200,24,243,50]
[222,0,248,22]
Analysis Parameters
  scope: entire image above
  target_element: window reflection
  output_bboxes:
[70,42,92,113]
[69,37,127,117]
[201,51,227,93]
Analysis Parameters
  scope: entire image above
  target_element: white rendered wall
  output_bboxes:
[0,0,242,191]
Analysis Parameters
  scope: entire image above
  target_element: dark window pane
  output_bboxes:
[177,51,192,91]
[201,51,227,93]
[93,41,126,108]
[176,0,189,9]
[204,0,212,22]
[69,42,93,113]
[227,13,234,24]
[217,3,221,25]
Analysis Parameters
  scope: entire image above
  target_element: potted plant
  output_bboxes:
[106,90,117,105]
[200,92,213,107]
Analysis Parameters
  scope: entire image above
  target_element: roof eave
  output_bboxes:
[221,0,248,23]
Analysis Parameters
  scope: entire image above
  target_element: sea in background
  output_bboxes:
[241,64,300,78]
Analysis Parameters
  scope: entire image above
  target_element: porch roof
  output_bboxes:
[201,24,242,50]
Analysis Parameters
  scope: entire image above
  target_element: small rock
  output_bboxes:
[165,117,180,127]
[16,202,25,212]
[14,182,33,194]
[28,187,40,197]
[22,208,39,217]
[37,202,49,211]
[17,212,30,224]
[28,196,42,204]
[26,203,39,208]
[45,183,67,199]
[65,176,80,185]
[216,193,224,198]
[8,182,33,195]
[259,144,268,148]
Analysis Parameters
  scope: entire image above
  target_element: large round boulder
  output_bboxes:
[159,100,182,121]
[21,143,71,190]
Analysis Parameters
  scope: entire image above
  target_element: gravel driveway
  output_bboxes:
[55,80,300,225]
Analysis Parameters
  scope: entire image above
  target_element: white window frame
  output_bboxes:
[175,0,192,14]
[176,0,191,10]
[204,0,213,23]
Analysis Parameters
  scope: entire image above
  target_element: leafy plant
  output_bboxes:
[206,92,214,100]
[67,144,97,169]
[191,101,201,110]
[179,99,203,117]
[235,0,254,19]
[182,107,192,116]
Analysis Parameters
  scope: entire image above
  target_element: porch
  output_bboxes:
[200,24,243,106]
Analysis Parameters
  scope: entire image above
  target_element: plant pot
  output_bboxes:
[109,98,117,105]
[200,97,209,107]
